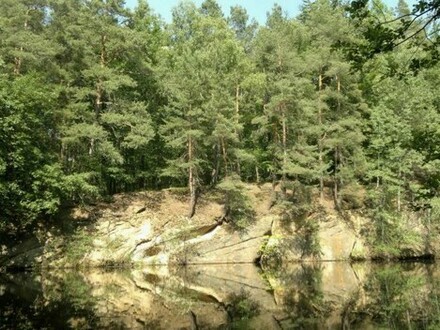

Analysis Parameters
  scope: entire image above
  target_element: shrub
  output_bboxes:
[226,289,260,321]
[217,175,255,231]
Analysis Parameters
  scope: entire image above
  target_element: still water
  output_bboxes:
[1,262,439,329]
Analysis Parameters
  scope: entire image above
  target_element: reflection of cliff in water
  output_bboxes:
[1,262,440,329]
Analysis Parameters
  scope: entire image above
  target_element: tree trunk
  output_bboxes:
[318,73,324,201]
[211,144,220,185]
[90,35,107,156]
[235,84,240,127]
[188,135,197,218]
[95,34,106,119]
[221,137,228,176]
[13,56,22,76]
[14,12,29,75]
[334,75,341,209]
[235,84,241,175]
[281,104,287,197]
[376,153,380,189]
[334,147,340,210]
[89,138,94,156]
[397,163,402,212]
[272,118,280,191]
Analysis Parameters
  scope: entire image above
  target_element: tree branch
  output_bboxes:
[393,15,436,47]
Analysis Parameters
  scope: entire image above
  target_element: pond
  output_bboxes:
[1,262,439,329]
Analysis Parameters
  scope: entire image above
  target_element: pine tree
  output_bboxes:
[253,7,320,194]
[302,0,367,206]
[200,0,223,18]
[50,0,155,196]
[228,5,258,53]
[0,0,59,76]
[159,3,208,217]
[0,0,64,232]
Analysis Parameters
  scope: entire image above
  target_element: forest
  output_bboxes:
[1,0,440,242]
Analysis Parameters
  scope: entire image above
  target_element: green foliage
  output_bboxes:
[0,74,62,232]
[276,264,331,328]
[226,289,260,321]
[363,264,428,328]
[217,175,255,231]
[345,0,440,69]
[269,181,321,259]
[63,173,100,204]
[0,0,440,247]
[259,236,282,268]
[277,181,314,221]
[368,209,423,258]
[64,228,95,267]
[296,219,322,258]
[339,183,366,209]
[429,197,440,225]
[60,271,98,309]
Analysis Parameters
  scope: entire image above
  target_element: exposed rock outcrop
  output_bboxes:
[0,184,436,269]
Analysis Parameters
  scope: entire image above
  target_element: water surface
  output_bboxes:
[1,262,440,329]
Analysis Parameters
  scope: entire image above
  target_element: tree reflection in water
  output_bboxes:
[272,264,332,329]
[2,263,440,329]
[0,271,99,329]
[351,262,440,329]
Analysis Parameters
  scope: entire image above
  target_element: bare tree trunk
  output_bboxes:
[281,105,287,197]
[397,164,401,212]
[188,135,197,218]
[60,142,65,161]
[90,35,107,156]
[272,120,280,191]
[318,73,324,201]
[13,56,22,75]
[376,153,380,189]
[334,147,339,210]
[95,34,106,119]
[334,75,341,208]
[221,137,228,176]
[235,84,240,126]
[89,138,94,156]
[235,84,241,175]
[14,12,29,75]
[211,144,220,185]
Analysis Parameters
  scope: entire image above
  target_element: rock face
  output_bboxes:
[40,185,276,268]
[0,184,436,269]
[186,215,273,264]
[263,205,369,264]
[318,216,365,261]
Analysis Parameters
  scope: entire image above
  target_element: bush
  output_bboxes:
[340,183,365,209]
[64,228,94,266]
[277,180,314,223]
[369,209,423,258]
[217,175,255,231]
[226,289,260,321]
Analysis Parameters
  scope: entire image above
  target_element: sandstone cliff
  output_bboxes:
[0,184,436,269]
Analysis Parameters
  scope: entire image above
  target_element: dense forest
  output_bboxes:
[1,0,440,240]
